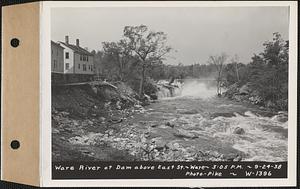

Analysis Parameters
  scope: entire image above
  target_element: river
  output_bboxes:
[64,80,288,162]
[125,80,288,162]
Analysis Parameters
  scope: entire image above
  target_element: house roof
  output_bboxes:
[51,40,65,49]
[59,41,94,56]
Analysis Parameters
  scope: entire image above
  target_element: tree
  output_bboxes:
[248,32,289,109]
[208,53,228,95]
[123,25,172,96]
[102,39,132,81]
[231,54,240,82]
[261,32,288,106]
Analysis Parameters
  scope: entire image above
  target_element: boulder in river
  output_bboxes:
[233,127,245,135]
[165,121,175,128]
[178,109,199,114]
[271,114,288,123]
[173,129,198,139]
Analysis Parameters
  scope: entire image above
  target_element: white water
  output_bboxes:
[206,111,288,161]
[180,80,217,98]
[157,79,219,99]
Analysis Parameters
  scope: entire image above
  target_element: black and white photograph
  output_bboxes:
[48,2,296,183]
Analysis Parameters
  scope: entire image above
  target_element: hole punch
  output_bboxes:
[10,140,20,149]
[10,38,20,48]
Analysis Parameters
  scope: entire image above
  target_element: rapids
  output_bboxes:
[143,80,288,161]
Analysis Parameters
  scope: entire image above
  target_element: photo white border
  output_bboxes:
[40,1,298,187]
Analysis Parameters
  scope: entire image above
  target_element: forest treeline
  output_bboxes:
[91,25,288,110]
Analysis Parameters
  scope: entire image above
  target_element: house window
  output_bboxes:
[87,56,89,61]
[65,52,69,59]
[83,64,86,71]
[66,63,69,70]
[83,55,86,61]
[80,55,82,61]
[51,49,53,55]
[78,64,80,69]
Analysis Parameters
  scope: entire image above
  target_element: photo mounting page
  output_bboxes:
[41,1,298,187]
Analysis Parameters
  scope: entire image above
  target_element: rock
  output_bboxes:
[151,137,167,150]
[233,127,245,135]
[68,136,93,145]
[150,124,159,128]
[249,95,262,104]
[73,120,79,126]
[166,142,181,151]
[233,94,244,102]
[144,94,151,101]
[174,129,198,139]
[266,100,276,108]
[149,93,158,100]
[88,120,93,125]
[173,143,180,149]
[116,101,122,110]
[61,111,70,116]
[224,83,239,98]
[105,129,114,136]
[271,114,288,123]
[165,122,175,128]
[233,155,243,161]
[239,84,251,95]
[64,127,72,133]
[134,104,143,109]
[209,151,221,158]
[52,128,60,134]
[278,111,288,116]
[225,153,238,161]
[210,112,235,118]
[178,109,199,114]
[109,118,123,124]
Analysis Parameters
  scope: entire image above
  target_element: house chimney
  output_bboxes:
[76,39,80,47]
[65,36,69,44]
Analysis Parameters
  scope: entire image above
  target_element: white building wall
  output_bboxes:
[59,43,75,74]
[74,53,94,74]
[64,48,74,74]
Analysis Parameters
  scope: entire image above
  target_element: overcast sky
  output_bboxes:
[51,7,289,65]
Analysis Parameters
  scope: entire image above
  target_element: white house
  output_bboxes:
[58,36,95,75]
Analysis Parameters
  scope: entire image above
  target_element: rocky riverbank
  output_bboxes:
[223,82,288,111]
[52,81,181,161]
